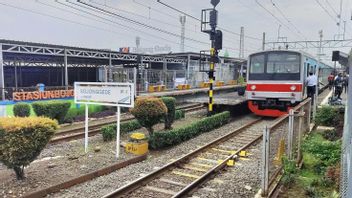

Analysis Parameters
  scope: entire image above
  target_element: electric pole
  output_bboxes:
[179,15,186,52]
[239,27,244,58]
[201,0,222,116]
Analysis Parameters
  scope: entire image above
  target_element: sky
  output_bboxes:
[0,0,352,64]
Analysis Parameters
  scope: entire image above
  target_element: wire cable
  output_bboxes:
[270,0,307,39]
[314,0,339,23]
[76,0,210,45]
[156,0,262,41]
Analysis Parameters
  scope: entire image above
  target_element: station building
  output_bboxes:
[0,39,245,101]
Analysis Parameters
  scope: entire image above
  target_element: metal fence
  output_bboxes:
[340,94,352,197]
[261,99,312,196]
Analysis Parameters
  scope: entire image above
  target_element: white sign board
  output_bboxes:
[74,82,135,159]
[74,82,134,107]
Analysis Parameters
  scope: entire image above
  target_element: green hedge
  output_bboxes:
[13,102,31,117]
[315,106,339,127]
[101,110,186,141]
[175,109,185,120]
[32,101,71,124]
[149,111,230,149]
[161,97,176,129]
[102,120,142,141]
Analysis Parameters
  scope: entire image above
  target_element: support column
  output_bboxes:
[0,44,4,100]
[64,49,68,89]
[163,58,167,86]
[109,53,112,82]
[186,54,191,84]
[14,62,18,89]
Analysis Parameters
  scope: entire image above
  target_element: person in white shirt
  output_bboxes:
[305,72,317,103]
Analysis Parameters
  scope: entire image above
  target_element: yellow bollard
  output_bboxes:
[125,133,149,155]
[274,139,285,166]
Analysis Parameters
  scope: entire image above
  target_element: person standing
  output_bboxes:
[328,72,335,90]
[334,73,343,100]
[305,72,318,104]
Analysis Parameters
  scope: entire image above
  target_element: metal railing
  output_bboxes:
[261,98,312,196]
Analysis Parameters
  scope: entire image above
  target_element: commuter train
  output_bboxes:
[245,50,333,117]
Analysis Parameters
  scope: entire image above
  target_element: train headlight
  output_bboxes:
[251,85,256,90]
[290,85,296,91]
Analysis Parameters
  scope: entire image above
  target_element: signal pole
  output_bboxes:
[201,0,222,116]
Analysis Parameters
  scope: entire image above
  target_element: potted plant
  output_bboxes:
[237,75,246,96]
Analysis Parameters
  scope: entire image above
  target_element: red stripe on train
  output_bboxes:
[246,84,303,92]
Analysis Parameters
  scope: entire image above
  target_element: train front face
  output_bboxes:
[246,51,304,117]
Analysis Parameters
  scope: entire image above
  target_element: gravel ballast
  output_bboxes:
[48,114,259,198]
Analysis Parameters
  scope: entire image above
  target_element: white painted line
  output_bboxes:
[320,90,333,106]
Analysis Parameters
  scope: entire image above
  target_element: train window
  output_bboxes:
[249,54,265,73]
[267,53,300,74]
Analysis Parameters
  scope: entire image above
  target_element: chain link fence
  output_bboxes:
[340,98,352,197]
[262,99,312,196]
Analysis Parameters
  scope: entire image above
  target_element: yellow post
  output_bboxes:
[274,138,285,166]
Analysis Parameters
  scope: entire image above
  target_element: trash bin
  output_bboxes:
[36,83,45,92]
[125,133,148,155]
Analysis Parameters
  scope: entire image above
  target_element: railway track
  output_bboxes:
[102,117,268,198]
[50,103,205,144]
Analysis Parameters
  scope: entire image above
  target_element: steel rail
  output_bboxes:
[50,103,205,144]
[102,118,262,198]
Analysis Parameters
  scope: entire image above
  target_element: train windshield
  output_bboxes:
[249,51,301,81]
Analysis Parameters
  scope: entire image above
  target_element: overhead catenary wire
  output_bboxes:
[156,0,262,41]
[270,0,307,40]
[254,0,304,40]
[76,0,211,46]
[74,0,245,52]
[37,0,203,50]
[314,0,339,23]
[90,0,208,37]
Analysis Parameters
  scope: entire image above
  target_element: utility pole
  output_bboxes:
[201,0,222,116]
[179,15,186,52]
[239,27,244,58]
[318,30,323,62]
[262,32,266,50]
[277,24,281,42]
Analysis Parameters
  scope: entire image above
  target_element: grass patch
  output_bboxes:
[281,131,342,197]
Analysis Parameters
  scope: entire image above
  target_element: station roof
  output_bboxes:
[0,39,186,67]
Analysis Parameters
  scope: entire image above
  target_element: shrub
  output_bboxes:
[175,110,185,120]
[302,134,341,167]
[281,156,297,187]
[149,111,230,149]
[321,129,340,141]
[101,120,142,141]
[32,101,71,124]
[315,106,339,127]
[0,117,58,179]
[130,97,167,135]
[13,102,31,117]
[161,97,176,130]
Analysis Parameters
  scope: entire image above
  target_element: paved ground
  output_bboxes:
[185,92,246,105]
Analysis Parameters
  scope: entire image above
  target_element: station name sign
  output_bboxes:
[13,90,74,101]
[74,82,134,107]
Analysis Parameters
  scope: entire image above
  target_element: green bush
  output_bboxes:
[161,97,176,130]
[321,129,340,141]
[175,110,185,120]
[13,102,31,117]
[64,104,106,123]
[101,120,142,141]
[149,111,230,149]
[130,97,167,135]
[0,117,58,179]
[315,106,339,127]
[302,134,341,167]
[32,101,71,124]
[281,156,297,187]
